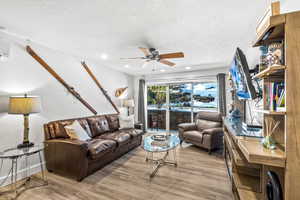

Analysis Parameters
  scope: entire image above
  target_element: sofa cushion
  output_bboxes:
[106,114,119,131]
[184,130,203,142]
[87,116,110,137]
[119,128,143,138]
[97,132,131,146]
[47,121,72,139]
[196,119,221,131]
[88,139,116,160]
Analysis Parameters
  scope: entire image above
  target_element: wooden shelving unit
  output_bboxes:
[232,172,261,193]
[253,65,286,79]
[253,14,285,47]
[225,2,300,199]
[254,109,286,115]
[237,189,262,200]
[238,140,285,168]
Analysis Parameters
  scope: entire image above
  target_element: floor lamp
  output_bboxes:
[123,99,134,116]
[9,94,42,148]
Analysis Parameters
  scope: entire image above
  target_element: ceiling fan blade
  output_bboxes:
[138,47,151,56]
[120,57,145,60]
[159,52,184,59]
[159,59,176,67]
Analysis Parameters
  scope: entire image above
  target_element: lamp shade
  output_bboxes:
[123,99,134,107]
[9,95,42,114]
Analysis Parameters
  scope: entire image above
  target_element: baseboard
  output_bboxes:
[0,162,46,187]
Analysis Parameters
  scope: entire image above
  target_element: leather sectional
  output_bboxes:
[43,114,143,181]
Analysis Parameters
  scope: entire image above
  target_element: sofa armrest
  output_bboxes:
[45,139,88,148]
[202,127,223,136]
[44,139,89,181]
[178,123,197,141]
[178,123,197,131]
[134,123,144,131]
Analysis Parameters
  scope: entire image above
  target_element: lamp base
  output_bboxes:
[17,142,34,149]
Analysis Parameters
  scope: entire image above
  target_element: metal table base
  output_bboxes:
[146,149,177,178]
[0,147,48,200]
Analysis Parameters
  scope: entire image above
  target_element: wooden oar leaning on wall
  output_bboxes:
[26,46,98,115]
[81,61,120,114]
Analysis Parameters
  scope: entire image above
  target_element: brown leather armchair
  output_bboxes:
[178,111,223,154]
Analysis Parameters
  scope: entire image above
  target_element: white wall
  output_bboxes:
[0,40,134,185]
[281,0,300,13]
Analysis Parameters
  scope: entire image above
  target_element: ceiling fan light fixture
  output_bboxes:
[100,53,108,60]
[185,66,191,70]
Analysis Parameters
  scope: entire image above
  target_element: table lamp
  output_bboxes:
[9,94,42,148]
[123,99,134,116]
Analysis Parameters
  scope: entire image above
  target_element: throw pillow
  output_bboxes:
[64,120,91,141]
[119,115,135,129]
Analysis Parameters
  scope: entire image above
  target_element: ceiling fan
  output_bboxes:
[121,47,184,67]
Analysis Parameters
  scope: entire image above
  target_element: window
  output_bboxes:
[193,82,218,112]
[146,81,218,131]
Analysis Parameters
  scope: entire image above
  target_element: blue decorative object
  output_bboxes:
[230,109,241,119]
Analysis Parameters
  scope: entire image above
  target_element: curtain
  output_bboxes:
[138,79,146,132]
[217,73,226,115]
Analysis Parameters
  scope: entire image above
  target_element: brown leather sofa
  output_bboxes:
[178,111,223,154]
[43,114,143,181]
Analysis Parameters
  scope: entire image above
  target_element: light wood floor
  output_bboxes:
[2,144,233,200]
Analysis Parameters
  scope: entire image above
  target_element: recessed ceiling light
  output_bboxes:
[160,69,166,72]
[100,53,108,60]
[185,66,191,70]
[124,64,130,68]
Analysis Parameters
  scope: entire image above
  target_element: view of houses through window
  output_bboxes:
[147,82,218,132]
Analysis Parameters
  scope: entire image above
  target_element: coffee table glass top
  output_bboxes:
[0,144,44,159]
[143,134,180,152]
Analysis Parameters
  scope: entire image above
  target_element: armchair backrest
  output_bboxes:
[195,111,222,131]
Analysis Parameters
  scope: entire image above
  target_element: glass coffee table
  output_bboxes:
[0,144,48,199]
[142,134,180,178]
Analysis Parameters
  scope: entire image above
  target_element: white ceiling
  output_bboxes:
[0,0,270,75]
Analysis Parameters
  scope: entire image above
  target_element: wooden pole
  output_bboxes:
[81,61,120,114]
[26,46,97,115]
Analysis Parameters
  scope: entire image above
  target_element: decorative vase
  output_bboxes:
[261,136,276,150]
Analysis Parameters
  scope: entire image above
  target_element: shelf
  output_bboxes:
[238,139,286,168]
[254,109,286,115]
[232,172,260,193]
[225,131,261,169]
[237,188,263,200]
[232,145,261,169]
[253,14,286,47]
[253,65,286,79]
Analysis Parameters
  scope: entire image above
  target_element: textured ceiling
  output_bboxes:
[0,0,270,75]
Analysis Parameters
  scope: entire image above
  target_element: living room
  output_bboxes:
[0,1,300,200]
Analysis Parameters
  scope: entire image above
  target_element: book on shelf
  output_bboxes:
[266,81,285,112]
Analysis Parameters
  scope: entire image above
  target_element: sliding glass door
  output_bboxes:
[169,83,192,131]
[147,85,167,132]
[147,82,217,133]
